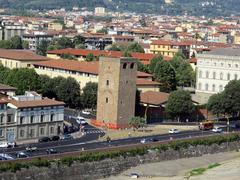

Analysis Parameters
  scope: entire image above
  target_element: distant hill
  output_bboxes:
[1,0,240,17]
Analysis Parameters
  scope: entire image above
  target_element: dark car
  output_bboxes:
[46,148,58,154]
[140,137,159,144]
[50,135,60,141]
[16,151,30,158]
[38,137,50,143]
[61,134,74,141]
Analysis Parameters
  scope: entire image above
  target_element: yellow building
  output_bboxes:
[33,59,160,92]
[234,33,240,44]
[48,22,63,31]
[0,49,49,69]
[150,40,191,58]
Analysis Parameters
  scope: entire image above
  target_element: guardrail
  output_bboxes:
[1,131,239,165]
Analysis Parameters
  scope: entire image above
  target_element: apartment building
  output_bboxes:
[0,91,64,143]
[195,47,240,103]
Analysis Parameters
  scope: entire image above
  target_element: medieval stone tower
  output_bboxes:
[96,57,137,129]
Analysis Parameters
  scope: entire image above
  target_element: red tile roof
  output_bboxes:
[151,40,192,46]
[0,84,16,91]
[140,91,169,105]
[9,98,65,108]
[136,79,160,86]
[0,49,50,61]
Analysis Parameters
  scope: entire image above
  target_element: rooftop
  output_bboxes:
[205,47,240,56]
[140,91,169,106]
[0,84,16,91]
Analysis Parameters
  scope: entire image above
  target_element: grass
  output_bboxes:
[186,163,221,178]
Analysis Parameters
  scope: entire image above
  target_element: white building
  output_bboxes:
[95,7,106,16]
[195,47,240,104]
[0,91,65,143]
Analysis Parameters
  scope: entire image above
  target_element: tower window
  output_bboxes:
[106,80,109,86]
[106,97,109,103]
[130,63,135,69]
[123,63,127,69]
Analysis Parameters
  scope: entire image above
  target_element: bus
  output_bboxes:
[199,121,214,130]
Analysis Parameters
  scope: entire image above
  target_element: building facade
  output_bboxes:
[195,47,240,104]
[95,57,137,129]
[0,92,64,143]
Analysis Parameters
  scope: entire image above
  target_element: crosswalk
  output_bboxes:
[84,130,105,134]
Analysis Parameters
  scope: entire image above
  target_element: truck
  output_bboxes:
[199,121,214,130]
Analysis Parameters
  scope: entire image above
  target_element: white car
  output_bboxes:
[82,110,90,115]
[212,127,223,133]
[169,129,180,134]
[0,142,9,148]
[0,153,14,160]
[76,116,88,125]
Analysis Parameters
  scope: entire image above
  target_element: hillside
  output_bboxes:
[0,0,240,17]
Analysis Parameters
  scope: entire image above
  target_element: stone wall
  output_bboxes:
[1,141,240,180]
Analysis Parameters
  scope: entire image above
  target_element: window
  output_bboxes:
[0,129,3,137]
[227,73,231,80]
[20,130,24,137]
[20,116,24,124]
[219,85,223,92]
[228,64,231,68]
[235,64,238,68]
[212,84,216,92]
[0,114,4,124]
[40,114,44,123]
[213,72,216,79]
[106,80,109,86]
[206,71,209,78]
[30,129,35,137]
[7,115,12,123]
[199,71,202,78]
[205,83,209,91]
[130,63,135,69]
[50,114,54,122]
[40,128,44,135]
[106,97,109,103]
[235,74,238,80]
[198,83,202,90]
[220,73,223,80]
[30,115,34,123]
[50,127,54,134]
[123,63,127,69]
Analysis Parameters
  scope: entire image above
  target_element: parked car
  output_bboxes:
[50,135,60,141]
[140,138,158,144]
[61,134,74,140]
[38,137,50,143]
[82,110,91,115]
[212,127,223,133]
[130,173,139,178]
[0,153,14,160]
[76,116,88,125]
[46,148,58,154]
[26,145,38,152]
[16,151,30,158]
[169,129,180,134]
[0,142,10,148]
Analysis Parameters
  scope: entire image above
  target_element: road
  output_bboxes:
[1,129,226,159]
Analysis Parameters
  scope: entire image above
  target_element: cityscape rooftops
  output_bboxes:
[204,47,240,57]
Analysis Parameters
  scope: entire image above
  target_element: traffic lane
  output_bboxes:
[6,130,216,157]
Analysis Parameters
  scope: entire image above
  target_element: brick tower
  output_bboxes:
[95,57,137,129]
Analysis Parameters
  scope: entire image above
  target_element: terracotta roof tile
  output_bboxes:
[136,79,160,86]
[0,84,16,91]
[140,91,169,105]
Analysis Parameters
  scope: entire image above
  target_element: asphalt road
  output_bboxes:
[1,129,225,159]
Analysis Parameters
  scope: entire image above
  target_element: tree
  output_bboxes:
[149,55,163,73]
[73,35,85,47]
[176,62,195,87]
[36,40,50,56]
[39,75,57,99]
[22,41,29,49]
[136,60,149,73]
[97,28,108,34]
[86,53,95,62]
[50,37,74,50]
[108,44,121,51]
[207,93,226,117]
[0,65,10,83]
[154,61,177,92]
[165,90,195,121]
[0,40,12,49]
[9,36,23,49]
[54,77,81,108]
[129,116,146,129]
[5,68,40,94]
[127,42,145,53]
[60,53,77,60]
[82,82,98,109]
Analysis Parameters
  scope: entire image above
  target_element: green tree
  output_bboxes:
[154,61,177,92]
[9,36,23,49]
[39,75,57,99]
[136,60,149,73]
[127,42,144,53]
[0,64,10,83]
[22,40,29,49]
[96,28,108,34]
[75,43,86,49]
[149,55,163,73]
[86,53,95,62]
[108,44,121,51]
[5,68,40,94]
[51,37,73,50]
[0,40,12,49]
[73,35,85,46]
[60,53,77,60]
[129,116,146,129]
[36,40,50,56]
[165,90,195,121]
[82,82,98,109]
[176,62,195,87]
[207,93,226,117]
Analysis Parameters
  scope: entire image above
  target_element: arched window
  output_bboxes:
[123,63,127,69]
[199,71,202,78]
[227,73,231,80]
[220,72,223,80]
[205,83,209,91]
[206,71,209,78]
[212,84,216,92]
[213,72,216,79]
[219,85,223,92]
[130,63,135,69]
